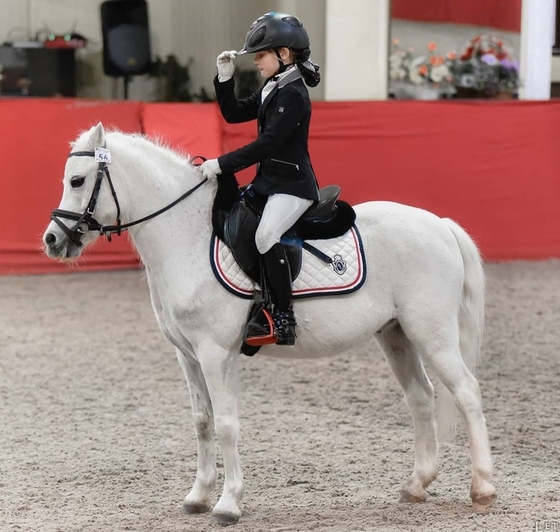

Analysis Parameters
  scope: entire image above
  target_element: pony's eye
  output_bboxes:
[71,176,86,188]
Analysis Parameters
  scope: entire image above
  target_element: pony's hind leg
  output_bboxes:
[376,322,439,503]
[441,364,495,509]
[403,318,496,509]
[176,348,217,514]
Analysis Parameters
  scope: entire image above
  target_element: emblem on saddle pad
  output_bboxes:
[331,254,347,275]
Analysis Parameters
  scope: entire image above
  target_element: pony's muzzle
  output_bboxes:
[43,228,81,260]
[43,231,65,258]
[44,232,56,246]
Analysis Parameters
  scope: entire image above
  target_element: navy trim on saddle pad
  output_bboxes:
[209,225,367,300]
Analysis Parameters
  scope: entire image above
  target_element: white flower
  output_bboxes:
[389,65,408,81]
[409,56,426,85]
[409,69,424,85]
[460,74,476,88]
[389,53,403,69]
[430,64,449,83]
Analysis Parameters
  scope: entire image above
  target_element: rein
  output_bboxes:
[51,149,208,247]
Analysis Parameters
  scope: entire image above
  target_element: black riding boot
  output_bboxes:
[263,243,297,346]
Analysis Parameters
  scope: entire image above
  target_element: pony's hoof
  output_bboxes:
[181,501,211,514]
[211,510,241,526]
[472,492,497,511]
[471,480,497,510]
[399,489,427,503]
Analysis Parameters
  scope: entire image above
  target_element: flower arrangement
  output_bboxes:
[449,35,520,97]
[390,39,453,86]
[389,39,455,99]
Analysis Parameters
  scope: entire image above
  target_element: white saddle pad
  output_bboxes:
[210,226,367,299]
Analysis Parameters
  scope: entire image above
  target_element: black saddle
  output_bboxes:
[212,173,356,284]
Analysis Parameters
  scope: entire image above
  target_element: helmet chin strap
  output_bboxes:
[274,49,294,74]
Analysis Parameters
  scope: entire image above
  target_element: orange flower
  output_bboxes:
[418,65,428,75]
[446,51,457,60]
[428,41,437,52]
[430,56,444,66]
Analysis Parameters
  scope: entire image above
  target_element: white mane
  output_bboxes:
[71,127,198,169]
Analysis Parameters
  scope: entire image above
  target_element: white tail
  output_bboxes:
[437,218,486,441]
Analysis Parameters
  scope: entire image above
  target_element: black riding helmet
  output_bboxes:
[238,12,320,87]
[238,12,310,57]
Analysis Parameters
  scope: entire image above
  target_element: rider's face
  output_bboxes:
[254,48,289,79]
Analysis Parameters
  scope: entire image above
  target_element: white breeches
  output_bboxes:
[255,193,313,254]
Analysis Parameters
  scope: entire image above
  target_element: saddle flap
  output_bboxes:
[299,185,340,223]
[224,202,302,283]
[224,201,260,275]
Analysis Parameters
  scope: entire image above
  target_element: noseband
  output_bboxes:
[51,149,208,248]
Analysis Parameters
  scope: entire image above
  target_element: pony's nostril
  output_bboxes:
[45,233,56,246]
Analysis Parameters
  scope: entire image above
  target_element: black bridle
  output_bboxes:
[51,150,208,248]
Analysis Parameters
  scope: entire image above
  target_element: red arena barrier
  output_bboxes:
[391,0,522,33]
[0,98,559,275]
[222,100,560,261]
[0,99,144,275]
[142,103,222,159]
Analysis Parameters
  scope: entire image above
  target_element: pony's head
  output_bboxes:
[43,123,120,260]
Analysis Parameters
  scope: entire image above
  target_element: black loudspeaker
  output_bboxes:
[101,0,151,77]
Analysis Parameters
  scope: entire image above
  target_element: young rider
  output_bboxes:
[199,12,321,346]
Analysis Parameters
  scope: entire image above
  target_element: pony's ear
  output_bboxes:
[87,123,106,149]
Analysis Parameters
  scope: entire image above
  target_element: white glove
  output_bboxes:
[216,50,237,82]
[199,159,222,180]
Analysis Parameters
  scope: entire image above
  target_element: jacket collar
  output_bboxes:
[277,67,302,88]
[260,68,303,116]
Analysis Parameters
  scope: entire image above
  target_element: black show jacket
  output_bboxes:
[215,72,319,201]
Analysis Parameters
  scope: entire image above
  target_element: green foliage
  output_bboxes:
[151,55,214,102]
[234,69,261,98]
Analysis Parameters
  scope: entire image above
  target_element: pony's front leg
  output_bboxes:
[197,342,244,525]
[176,348,217,514]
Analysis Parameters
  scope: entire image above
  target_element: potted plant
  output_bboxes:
[449,35,520,99]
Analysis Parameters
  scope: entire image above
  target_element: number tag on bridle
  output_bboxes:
[95,147,111,164]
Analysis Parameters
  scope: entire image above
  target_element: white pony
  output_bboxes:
[43,124,496,525]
